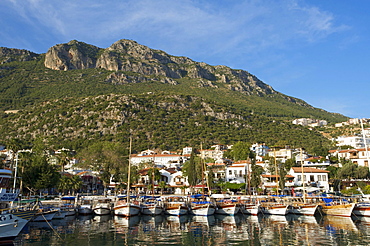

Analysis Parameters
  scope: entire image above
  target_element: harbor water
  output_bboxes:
[12,213,370,246]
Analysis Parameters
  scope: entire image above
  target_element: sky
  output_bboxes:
[1,0,369,119]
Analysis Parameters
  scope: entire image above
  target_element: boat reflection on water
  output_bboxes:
[141,214,165,230]
[323,216,357,231]
[214,214,242,232]
[114,215,141,229]
[14,212,370,246]
[189,214,216,227]
[263,214,289,224]
[165,215,189,232]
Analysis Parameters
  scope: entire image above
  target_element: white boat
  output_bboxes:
[260,204,290,215]
[238,197,261,216]
[289,203,320,216]
[77,198,93,215]
[352,202,370,217]
[140,196,164,216]
[259,197,290,215]
[93,198,112,215]
[284,197,320,216]
[32,207,58,221]
[211,194,240,215]
[189,194,216,216]
[163,195,189,216]
[0,169,36,242]
[113,197,141,217]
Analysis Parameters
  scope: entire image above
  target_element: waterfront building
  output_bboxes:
[289,167,330,191]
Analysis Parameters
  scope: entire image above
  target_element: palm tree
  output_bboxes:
[158,181,168,196]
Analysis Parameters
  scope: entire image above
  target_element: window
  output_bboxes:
[229,170,232,175]
[318,175,322,181]
[322,175,326,181]
[297,175,301,181]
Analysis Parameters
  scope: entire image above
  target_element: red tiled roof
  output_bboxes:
[291,167,329,173]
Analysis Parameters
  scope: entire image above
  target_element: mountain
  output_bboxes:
[0,39,347,153]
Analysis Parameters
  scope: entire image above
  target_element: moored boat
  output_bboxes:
[0,169,37,242]
[353,202,370,217]
[321,197,355,217]
[189,194,216,216]
[163,195,189,216]
[140,196,164,216]
[211,194,240,215]
[113,197,141,217]
[77,198,94,215]
[93,198,112,215]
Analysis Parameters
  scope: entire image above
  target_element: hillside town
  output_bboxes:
[3,119,370,197]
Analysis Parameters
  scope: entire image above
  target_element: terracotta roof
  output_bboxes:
[262,174,294,178]
[291,167,329,173]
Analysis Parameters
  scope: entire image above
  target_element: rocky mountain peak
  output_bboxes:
[0,47,39,64]
[43,39,276,95]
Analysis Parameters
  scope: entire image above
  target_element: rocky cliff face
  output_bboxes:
[43,39,275,95]
[0,47,39,64]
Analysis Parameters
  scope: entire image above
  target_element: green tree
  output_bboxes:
[182,150,201,193]
[229,142,250,161]
[77,141,127,192]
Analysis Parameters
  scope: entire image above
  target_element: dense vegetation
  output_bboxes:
[0,42,349,154]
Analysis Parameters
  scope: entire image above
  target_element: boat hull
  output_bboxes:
[240,204,260,216]
[190,204,216,216]
[141,205,164,216]
[290,204,320,216]
[0,213,29,240]
[322,203,355,217]
[114,203,141,217]
[353,203,370,217]
[164,205,188,216]
[260,205,289,215]
[215,203,239,215]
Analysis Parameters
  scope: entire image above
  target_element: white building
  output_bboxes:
[333,148,370,168]
[225,161,250,183]
[289,167,330,191]
[335,135,370,149]
[250,143,269,157]
[182,147,193,155]
[130,150,187,168]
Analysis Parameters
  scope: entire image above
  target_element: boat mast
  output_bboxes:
[127,137,132,203]
[301,148,306,203]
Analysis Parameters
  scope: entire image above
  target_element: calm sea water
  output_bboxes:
[12,213,370,246]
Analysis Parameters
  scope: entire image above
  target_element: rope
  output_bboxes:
[41,213,64,241]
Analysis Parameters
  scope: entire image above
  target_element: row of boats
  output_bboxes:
[35,193,370,219]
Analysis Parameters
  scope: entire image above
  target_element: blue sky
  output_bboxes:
[1,0,369,119]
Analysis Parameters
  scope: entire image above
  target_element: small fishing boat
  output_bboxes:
[163,195,189,216]
[211,194,240,215]
[189,194,216,216]
[60,196,77,216]
[321,197,355,217]
[352,202,370,217]
[93,198,112,215]
[140,196,164,216]
[238,196,261,216]
[259,197,290,215]
[113,196,141,217]
[77,198,94,215]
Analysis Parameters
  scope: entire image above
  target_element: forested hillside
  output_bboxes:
[0,40,348,154]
